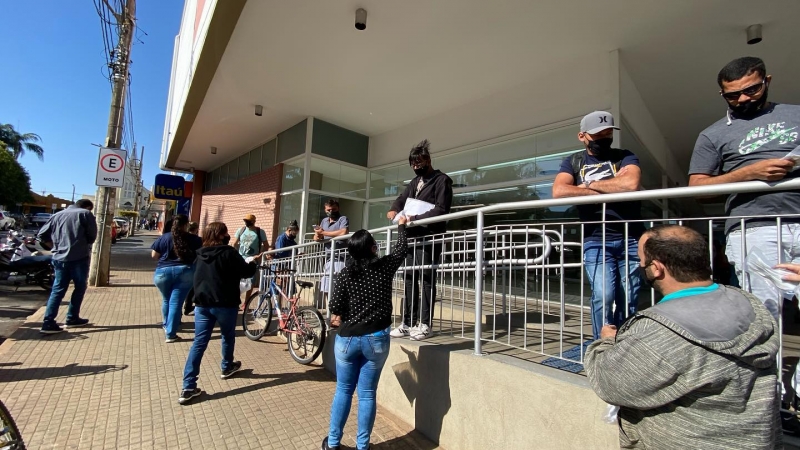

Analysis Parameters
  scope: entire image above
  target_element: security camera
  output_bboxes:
[355,8,367,31]
[746,24,762,45]
[255,105,263,116]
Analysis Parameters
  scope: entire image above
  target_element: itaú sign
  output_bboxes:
[153,174,193,200]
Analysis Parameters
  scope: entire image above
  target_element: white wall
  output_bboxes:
[160,0,217,167]
[368,53,612,168]
[618,56,687,187]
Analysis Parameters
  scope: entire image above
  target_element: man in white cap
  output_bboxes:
[553,111,644,340]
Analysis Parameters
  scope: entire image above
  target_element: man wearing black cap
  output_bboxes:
[553,111,644,340]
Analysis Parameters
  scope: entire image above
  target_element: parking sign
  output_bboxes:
[96,147,127,187]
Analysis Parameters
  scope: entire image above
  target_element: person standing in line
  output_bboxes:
[322,216,409,450]
[272,220,299,295]
[188,221,199,236]
[37,199,98,334]
[388,140,453,341]
[179,221,258,405]
[315,199,349,307]
[552,111,644,341]
[151,214,202,343]
[231,213,268,306]
[585,225,780,449]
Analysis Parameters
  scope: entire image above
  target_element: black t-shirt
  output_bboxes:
[689,103,800,233]
[558,149,644,241]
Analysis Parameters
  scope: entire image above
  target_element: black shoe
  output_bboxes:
[65,318,90,328]
[178,388,201,405]
[781,410,800,436]
[40,322,64,335]
[321,437,340,450]
[220,361,242,379]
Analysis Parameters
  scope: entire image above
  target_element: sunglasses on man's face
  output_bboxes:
[720,80,766,101]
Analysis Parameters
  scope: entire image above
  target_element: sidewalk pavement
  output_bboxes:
[0,231,437,450]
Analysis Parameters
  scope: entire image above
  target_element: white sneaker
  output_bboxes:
[410,324,432,341]
[390,324,411,338]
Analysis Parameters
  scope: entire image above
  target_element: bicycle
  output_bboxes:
[241,266,326,365]
[0,399,24,450]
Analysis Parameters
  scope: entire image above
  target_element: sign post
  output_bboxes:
[95,147,127,188]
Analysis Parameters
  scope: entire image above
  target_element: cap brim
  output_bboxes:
[584,125,620,135]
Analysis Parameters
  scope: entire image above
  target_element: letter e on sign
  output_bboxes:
[96,147,128,188]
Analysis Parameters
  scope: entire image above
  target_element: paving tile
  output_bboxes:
[0,231,439,450]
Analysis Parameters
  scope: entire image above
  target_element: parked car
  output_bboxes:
[111,221,118,244]
[30,213,52,228]
[0,212,15,231]
[112,219,129,238]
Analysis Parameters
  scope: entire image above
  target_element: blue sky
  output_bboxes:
[0,1,183,201]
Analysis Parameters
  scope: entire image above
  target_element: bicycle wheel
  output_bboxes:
[0,400,25,450]
[287,307,326,365]
[242,292,273,341]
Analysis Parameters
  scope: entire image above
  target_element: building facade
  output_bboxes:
[160,0,800,245]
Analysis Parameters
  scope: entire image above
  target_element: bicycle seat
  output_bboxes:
[295,280,314,289]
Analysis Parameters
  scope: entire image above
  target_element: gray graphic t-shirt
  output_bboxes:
[689,103,800,233]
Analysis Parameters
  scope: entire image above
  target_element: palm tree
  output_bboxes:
[0,124,44,161]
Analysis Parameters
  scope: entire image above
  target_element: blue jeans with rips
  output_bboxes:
[328,328,391,449]
[153,265,194,338]
[43,257,90,325]
[584,238,641,340]
[182,306,238,390]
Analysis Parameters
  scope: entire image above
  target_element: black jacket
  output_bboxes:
[389,169,453,237]
[193,245,257,309]
[330,225,408,336]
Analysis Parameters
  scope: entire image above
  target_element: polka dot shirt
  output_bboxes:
[330,225,408,337]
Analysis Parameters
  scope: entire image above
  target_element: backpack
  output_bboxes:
[236,226,264,255]
[569,149,626,185]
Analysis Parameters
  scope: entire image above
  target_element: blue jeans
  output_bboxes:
[328,329,391,449]
[43,257,90,325]
[584,238,641,340]
[153,265,194,338]
[182,306,238,390]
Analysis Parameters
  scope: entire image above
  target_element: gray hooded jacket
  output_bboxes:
[585,285,781,450]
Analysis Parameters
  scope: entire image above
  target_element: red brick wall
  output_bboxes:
[199,164,283,247]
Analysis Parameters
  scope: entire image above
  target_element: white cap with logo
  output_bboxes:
[580,111,620,135]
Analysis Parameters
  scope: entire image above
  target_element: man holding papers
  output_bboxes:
[388,140,453,341]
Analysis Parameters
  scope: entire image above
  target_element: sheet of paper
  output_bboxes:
[782,145,800,170]
[392,198,435,223]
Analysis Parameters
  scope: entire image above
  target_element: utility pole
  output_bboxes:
[89,0,136,287]
[131,145,144,237]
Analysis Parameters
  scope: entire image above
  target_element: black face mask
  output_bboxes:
[222,235,231,245]
[587,138,613,157]
[327,211,340,220]
[413,166,429,177]
[729,86,769,118]
[288,233,297,240]
[639,265,657,291]
[244,220,255,228]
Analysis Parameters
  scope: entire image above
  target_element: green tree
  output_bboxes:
[0,123,44,161]
[0,148,33,206]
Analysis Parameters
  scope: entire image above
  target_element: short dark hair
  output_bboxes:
[75,199,93,209]
[717,57,766,88]
[287,220,299,232]
[642,225,712,283]
[408,139,431,166]
[325,198,339,208]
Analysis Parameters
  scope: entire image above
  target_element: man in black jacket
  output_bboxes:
[179,222,257,405]
[387,140,453,341]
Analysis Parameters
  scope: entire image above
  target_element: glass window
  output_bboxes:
[278,192,303,239]
[367,200,394,229]
[220,163,230,186]
[369,165,404,199]
[237,154,249,180]
[282,162,304,192]
[309,157,367,199]
[248,146,261,176]
[262,139,277,171]
[212,168,220,190]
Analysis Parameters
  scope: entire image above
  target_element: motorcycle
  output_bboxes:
[2,231,39,260]
[0,243,54,292]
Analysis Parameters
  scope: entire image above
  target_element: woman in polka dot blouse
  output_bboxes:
[322,217,408,450]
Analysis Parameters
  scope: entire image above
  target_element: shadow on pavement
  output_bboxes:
[372,431,440,450]
[0,362,127,382]
[189,367,331,404]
